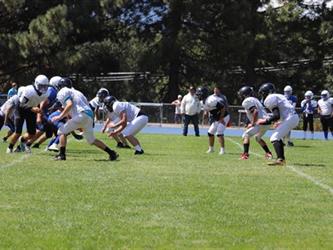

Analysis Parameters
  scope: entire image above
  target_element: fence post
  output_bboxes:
[159,103,163,127]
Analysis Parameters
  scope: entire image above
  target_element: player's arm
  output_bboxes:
[51,99,73,122]
[257,107,280,125]
[102,118,111,133]
[218,106,226,124]
[109,111,127,136]
[248,106,258,127]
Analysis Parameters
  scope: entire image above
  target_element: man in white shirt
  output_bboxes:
[103,96,148,154]
[7,75,50,154]
[180,86,201,136]
[317,90,333,140]
[51,78,118,161]
[257,83,299,166]
[238,86,272,160]
[171,94,182,124]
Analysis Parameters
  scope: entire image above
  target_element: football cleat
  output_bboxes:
[48,143,59,152]
[265,152,273,160]
[206,148,214,153]
[25,145,32,154]
[32,144,40,149]
[240,153,249,160]
[109,151,119,160]
[134,150,144,155]
[54,154,66,161]
[267,159,286,166]
[219,148,225,155]
[287,141,294,147]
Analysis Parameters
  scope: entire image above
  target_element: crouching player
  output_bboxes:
[257,83,299,166]
[51,78,118,161]
[204,94,230,155]
[238,86,273,160]
[0,95,19,141]
[103,96,148,155]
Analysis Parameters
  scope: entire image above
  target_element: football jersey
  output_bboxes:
[301,99,317,114]
[57,87,93,119]
[242,96,267,121]
[285,95,297,108]
[318,98,333,116]
[0,95,19,118]
[264,94,295,120]
[112,101,140,122]
[89,96,102,110]
[19,85,49,108]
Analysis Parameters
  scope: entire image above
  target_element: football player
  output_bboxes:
[300,90,317,140]
[6,75,50,154]
[103,96,148,155]
[317,90,333,140]
[257,83,299,166]
[283,85,297,146]
[204,94,230,155]
[0,94,19,142]
[238,86,273,160]
[51,78,118,161]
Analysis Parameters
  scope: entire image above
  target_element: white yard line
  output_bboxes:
[226,137,333,196]
[0,154,31,170]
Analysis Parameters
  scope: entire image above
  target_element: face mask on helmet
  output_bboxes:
[34,74,49,94]
[103,96,116,112]
[97,88,109,102]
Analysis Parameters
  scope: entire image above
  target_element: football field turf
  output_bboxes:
[0,132,332,249]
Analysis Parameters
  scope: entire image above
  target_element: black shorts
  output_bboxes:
[15,107,37,135]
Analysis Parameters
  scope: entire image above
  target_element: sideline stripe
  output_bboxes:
[226,137,333,196]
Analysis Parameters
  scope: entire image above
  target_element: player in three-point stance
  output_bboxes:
[238,86,273,160]
[103,96,148,155]
[51,78,118,161]
[6,75,50,154]
[257,83,299,166]
[204,94,230,155]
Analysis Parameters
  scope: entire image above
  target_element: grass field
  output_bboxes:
[0,131,332,249]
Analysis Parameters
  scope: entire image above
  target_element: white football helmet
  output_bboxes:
[304,90,313,99]
[321,90,330,99]
[284,85,293,96]
[34,74,49,94]
[49,76,62,88]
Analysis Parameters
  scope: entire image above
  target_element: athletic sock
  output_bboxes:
[60,146,66,156]
[273,140,285,160]
[243,143,249,154]
[262,145,270,153]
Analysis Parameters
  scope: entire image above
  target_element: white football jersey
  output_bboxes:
[19,85,49,108]
[242,97,267,121]
[318,98,333,116]
[264,94,295,120]
[301,99,317,114]
[0,95,19,117]
[57,87,93,118]
[204,95,225,111]
[89,96,102,109]
[112,101,140,122]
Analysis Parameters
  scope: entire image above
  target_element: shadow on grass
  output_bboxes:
[293,163,326,167]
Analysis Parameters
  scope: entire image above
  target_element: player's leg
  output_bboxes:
[122,115,148,154]
[216,115,229,155]
[207,122,217,153]
[255,125,272,159]
[303,114,308,140]
[308,114,314,139]
[7,110,25,153]
[320,116,329,140]
[269,115,299,165]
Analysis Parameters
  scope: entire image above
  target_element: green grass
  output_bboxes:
[0,132,332,249]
